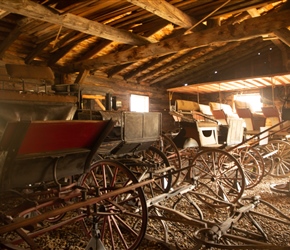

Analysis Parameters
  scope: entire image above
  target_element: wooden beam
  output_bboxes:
[0,18,32,58]
[247,7,290,48]
[106,63,133,78]
[48,34,89,65]
[126,0,196,28]
[64,9,290,73]
[25,38,53,64]
[273,28,290,47]
[164,40,273,88]
[137,48,208,83]
[0,0,150,46]
[247,8,260,18]
[0,26,22,58]
[271,39,290,71]
[150,42,237,86]
[0,8,9,18]
[123,54,171,80]
[74,69,89,84]
[95,98,106,111]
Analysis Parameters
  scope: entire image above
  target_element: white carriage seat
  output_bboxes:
[197,122,222,148]
[226,118,244,146]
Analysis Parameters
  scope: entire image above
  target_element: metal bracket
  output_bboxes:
[85,219,106,250]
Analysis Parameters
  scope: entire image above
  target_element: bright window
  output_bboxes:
[130,94,149,112]
[234,94,262,112]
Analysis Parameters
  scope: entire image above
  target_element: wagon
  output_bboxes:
[92,111,174,199]
[0,119,151,250]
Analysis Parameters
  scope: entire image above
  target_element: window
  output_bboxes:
[130,94,149,112]
[234,93,262,113]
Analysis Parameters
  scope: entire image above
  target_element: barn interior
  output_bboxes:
[0,0,290,249]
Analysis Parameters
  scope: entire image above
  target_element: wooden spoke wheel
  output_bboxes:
[190,148,245,205]
[153,134,182,187]
[263,140,290,177]
[78,159,148,250]
[235,147,263,189]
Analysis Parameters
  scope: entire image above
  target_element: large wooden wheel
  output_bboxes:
[190,148,245,206]
[263,140,290,177]
[235,147,263,189]
[121,146,172,199]
[153,134,182,187]
[78,159,148,250]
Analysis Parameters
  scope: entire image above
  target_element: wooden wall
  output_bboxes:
[79,74,178,133]
[1,61,289,134]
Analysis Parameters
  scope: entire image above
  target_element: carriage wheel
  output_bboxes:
[190,148,245,205]
[128,146,172,199]
[153,134,182,187]
[78,159,148,250]
[235,147,263,189]
[253,145,274,177]
[263,140,290,177]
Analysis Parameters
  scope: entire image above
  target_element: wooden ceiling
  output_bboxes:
[0,0,289,92]
[168,73,290,94]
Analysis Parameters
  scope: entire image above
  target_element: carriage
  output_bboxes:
[1,64,290,249]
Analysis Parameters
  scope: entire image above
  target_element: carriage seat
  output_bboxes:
[234,100,265,133]
[209,102,238,125]
[173,100,215,122]
[175,99,200,113]
[261,106,290,138]
[261,106,281,130]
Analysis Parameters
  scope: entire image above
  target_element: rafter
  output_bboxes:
[274,28,290,47]
[64,9,290,73]
[0,18,32,58]
[126,0,197,28]
[137,47,212,83]
[122,54,172,81]
[164,40,274,88]
[25,38,53,65]
[0,8,9,18]
[150,42,240,86]
[0,0,151,46]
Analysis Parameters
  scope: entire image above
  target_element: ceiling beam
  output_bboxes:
[0,8,9,18]
[247,7,290,48]
[126,0,197,28]
[151,42,240,86]
[64,9,290,73]
[273,28,290,47]
[0,18,34,59]
[25,38,53,65]
[137,47,212,83]
[164,40,273,88]
[0,0,151,46]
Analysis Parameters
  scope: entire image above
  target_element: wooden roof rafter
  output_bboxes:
[61,8,290,73]
[163,39,275,88]
[0,0,151,46]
